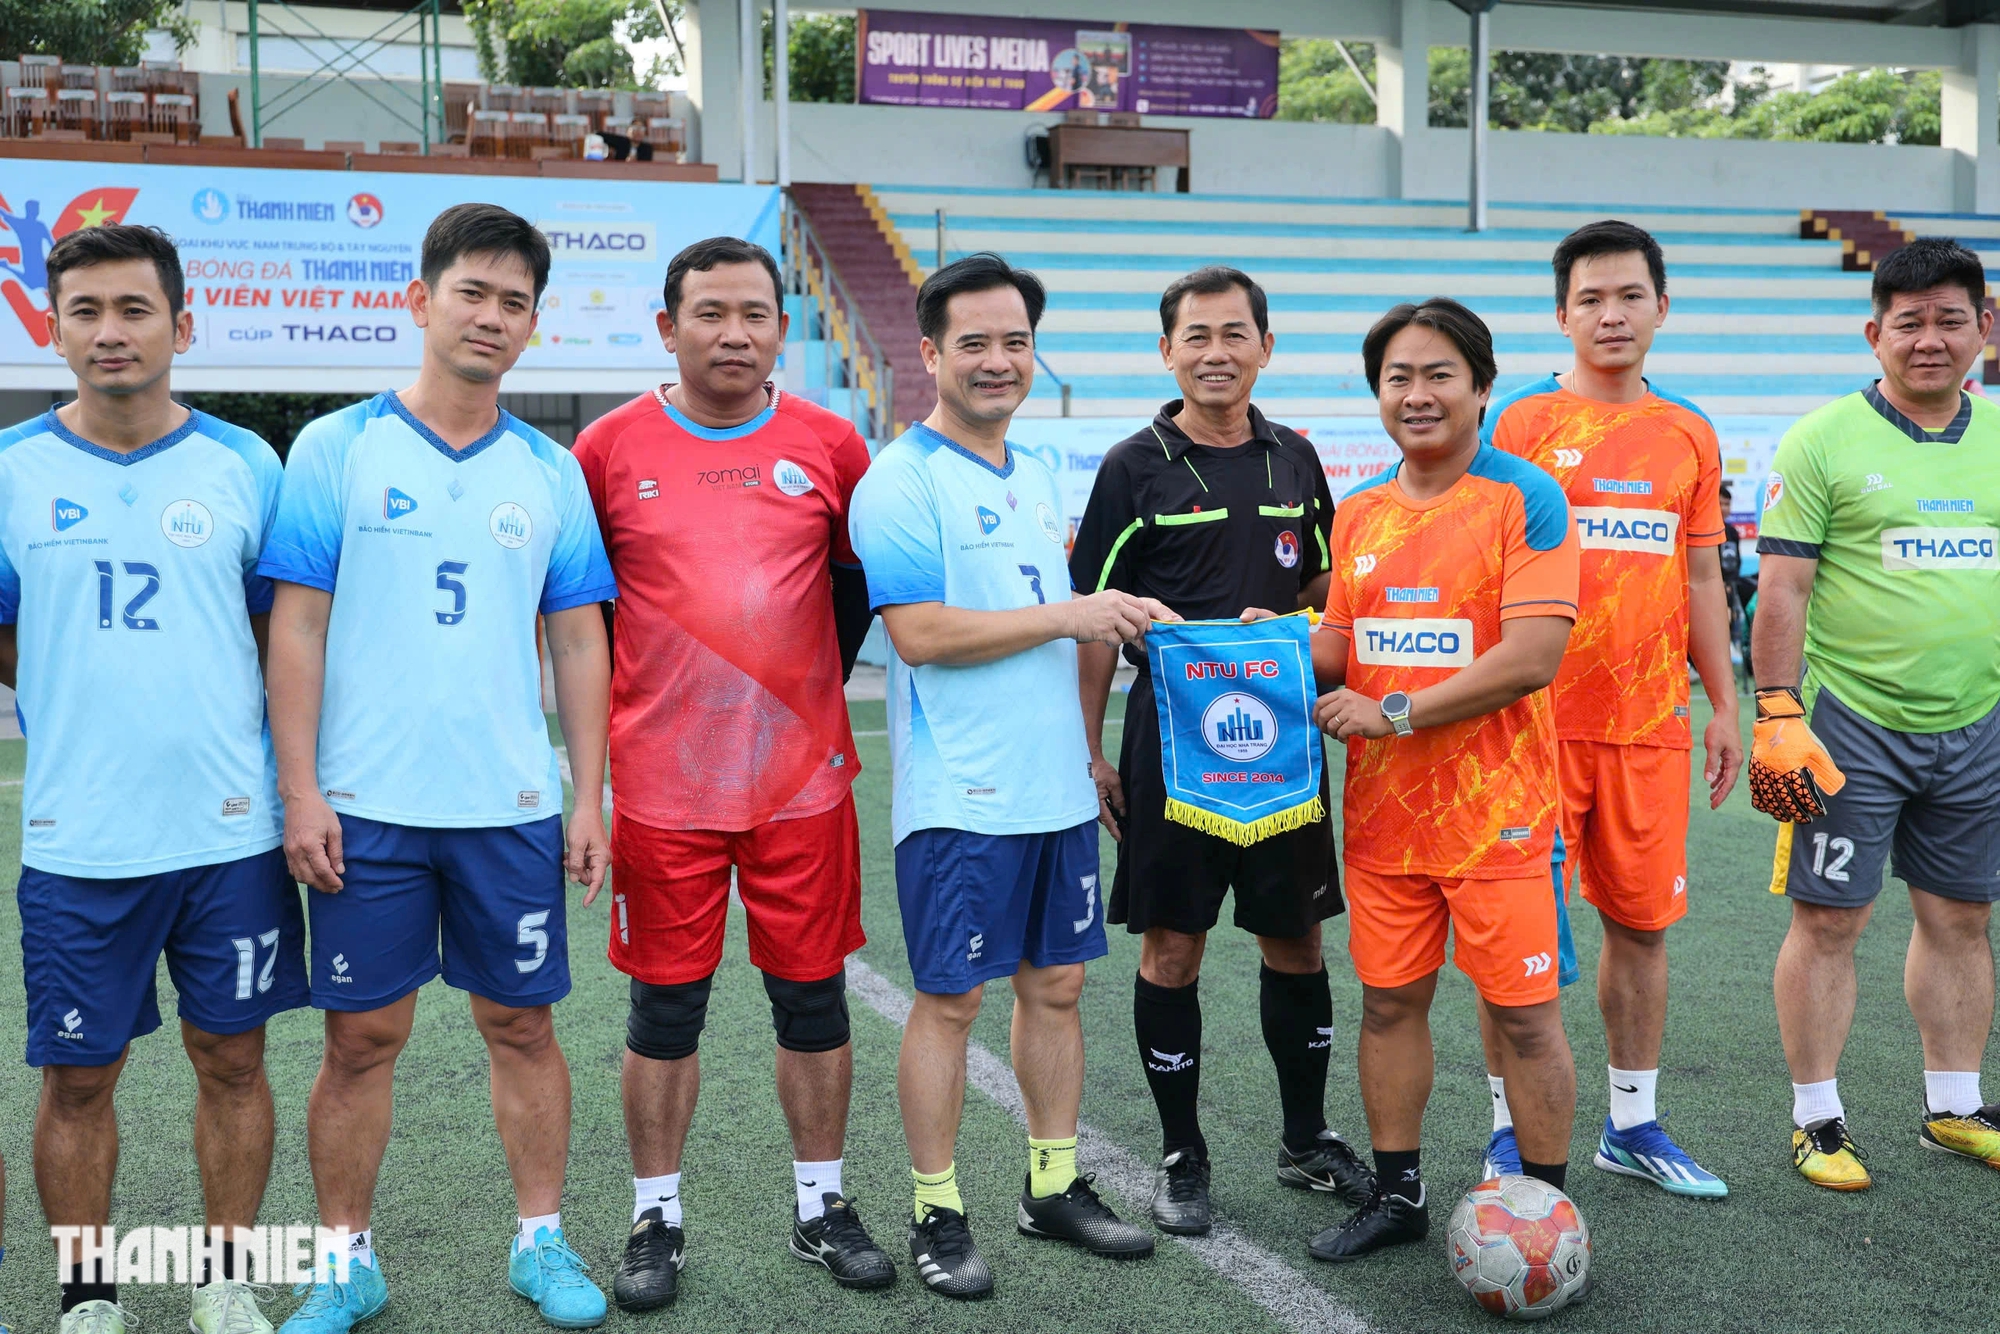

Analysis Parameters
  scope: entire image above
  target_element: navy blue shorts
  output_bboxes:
[893,822,1107,995]
[18,847,306,1067]
[306,814,570,1010]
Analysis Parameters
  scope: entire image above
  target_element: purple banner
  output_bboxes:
[857,12,1279,119]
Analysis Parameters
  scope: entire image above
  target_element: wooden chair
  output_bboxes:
[151,91,195,143]
[110,67,148,93]
[17,55,61,94]
[646,116,686,159]
[54,88,99,138]
[549,112,589,159]
[573,90,612,133]
[486,84,523,114]
[468,109,509,158]
[60,64,97,91]
[4,87,52,138]
[323,139,365,154]
[527,86,567,118]
[198,134,244,149]
[442,81,481,142]
[262,136,305,150]
[226,86,245,140]
[377,139,421,155]
[507,110,547,159]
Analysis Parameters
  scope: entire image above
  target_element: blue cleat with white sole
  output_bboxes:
[1481,1125,1523,1181]
[509,1227,607,1329]
[278,1258,387,1333]
[1595,1116,1728,1198]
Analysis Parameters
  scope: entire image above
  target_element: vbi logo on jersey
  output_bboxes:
[976,505,1002,536]
[383,487,418,520]
[1352,616,1476,667]
[51,498,86,531]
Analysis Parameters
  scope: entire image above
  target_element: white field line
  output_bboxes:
[843,956,1376,1334]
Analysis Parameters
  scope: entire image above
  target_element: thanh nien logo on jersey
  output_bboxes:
[976,505,1002,536]
[51,497,86,531]
[1274,530,1300,568]
[1201,692,1277,763]
[161,499,213,548]
[772,459,815,497]
[383,488,418,520]
[490,502,533,549]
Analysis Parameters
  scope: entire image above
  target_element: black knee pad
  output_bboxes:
[626,975,713,1061]
[763,967,851,1053]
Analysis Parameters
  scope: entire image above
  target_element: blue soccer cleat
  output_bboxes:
[509,1227,608,1329]
[279,1258,387,1333]
[1481,1125,1523,1181]
[1594,1116,1728,1198]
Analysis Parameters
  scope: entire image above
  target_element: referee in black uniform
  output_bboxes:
[1067,267,1371,1236]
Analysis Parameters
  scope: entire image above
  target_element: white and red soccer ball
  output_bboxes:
[1447,1175,1591,1320]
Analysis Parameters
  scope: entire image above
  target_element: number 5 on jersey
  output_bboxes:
[435,560,469,626]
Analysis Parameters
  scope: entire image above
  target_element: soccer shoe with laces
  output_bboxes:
[1150,1149,1213,1236]
[611,1209,683,1312]
[1793,1117,1870,1191]
[909,1206,993,1300]
[1481,1125,1523,1181]
[1920,1103,2000,1169]
[278,1258,388,1334]
[1595,1116,1728,1198]
[193,1279,278,1333]
[1307,1186,1430,1263]
[58,1302,134,1334]
[508,1227,607,1329]
[1018,1174,1155,1258]
[790,1193,898,1288]
[1277,1130,1376,1205]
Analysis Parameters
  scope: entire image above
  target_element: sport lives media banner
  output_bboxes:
[858,11,1279,119]
[0,156,781,372]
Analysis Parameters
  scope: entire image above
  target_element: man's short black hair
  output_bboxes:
[420,202,551,302]
[46,224,184,317]
[1362,298,1498,401]
[1552,219,1667,308]
[1159,265,1268,339]
[1872,237,1987,317]
[663,236,783,318]
[916,252,1045,346]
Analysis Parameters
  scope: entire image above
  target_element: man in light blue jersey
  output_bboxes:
[262,205,616,1333]
[3,225,303,1334]
[850,253,1169,1302]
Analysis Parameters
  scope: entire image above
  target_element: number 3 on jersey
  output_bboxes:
[435,560,469,626]
[94,560,161,631]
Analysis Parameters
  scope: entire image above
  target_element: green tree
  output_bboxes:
[761,11,855,102]
[0,0,193,66]
[1592,67,1942,145]
[1429,50,1730,132]
[1276,38,1377,125]
[465,0,669,89]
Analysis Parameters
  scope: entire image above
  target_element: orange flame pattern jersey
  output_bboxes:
[1484,377,1724,749]
[1324,447,1579,880]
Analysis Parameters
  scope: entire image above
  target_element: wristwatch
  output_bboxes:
[1380,691,1414,738]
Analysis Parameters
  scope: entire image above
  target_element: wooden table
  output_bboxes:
[1048,123,1190,192]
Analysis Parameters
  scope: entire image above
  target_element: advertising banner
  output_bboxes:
[0,155,780,382]
[857,11,1279,119]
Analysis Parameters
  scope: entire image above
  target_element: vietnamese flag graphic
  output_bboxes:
[0,186,141,346]
[51,187,140,238]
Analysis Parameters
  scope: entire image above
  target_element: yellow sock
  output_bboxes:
[1028,1135,1078,1199]
[912,1164,963,1223]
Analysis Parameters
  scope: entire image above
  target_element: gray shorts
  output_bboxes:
[1776,687,2000,907]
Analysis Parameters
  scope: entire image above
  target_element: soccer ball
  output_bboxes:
[1446,1175,1591,1320]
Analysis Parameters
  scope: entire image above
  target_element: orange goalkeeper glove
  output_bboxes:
[1749,687,1846,823]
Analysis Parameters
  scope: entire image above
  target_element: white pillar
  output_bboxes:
[774,0,790,187]
[739,0,758,184]
[685,0,743,176]
[1467,5,1489,231]
[1375,0,1429,200]
[1942,24,2000,216]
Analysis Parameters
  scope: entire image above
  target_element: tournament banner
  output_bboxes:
[858,11,1279,119]
[0,155,780,382]
[1145,613,1323,846]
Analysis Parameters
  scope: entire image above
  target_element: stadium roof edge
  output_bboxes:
[1520,0,1998,24]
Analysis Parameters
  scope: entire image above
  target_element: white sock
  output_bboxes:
[1488,1074,1513,1132]
[1924,1069,1983,1117]
[1792,1078,1843,1129]
[635,1173,682,1227]
[345,1227,375,1271]
[516,1212,561,1252]
[1608,1067,1659,1130]
[795,1159,843,1221]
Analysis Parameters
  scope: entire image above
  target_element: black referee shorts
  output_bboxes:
[1109,674,1342,939]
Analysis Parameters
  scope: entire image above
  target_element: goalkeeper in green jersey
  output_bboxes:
[1754,238,2000,1191]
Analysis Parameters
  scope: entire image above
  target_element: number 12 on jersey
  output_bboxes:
[94,560,161,631]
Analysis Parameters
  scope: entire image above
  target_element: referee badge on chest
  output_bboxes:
[1274,530,1300,568]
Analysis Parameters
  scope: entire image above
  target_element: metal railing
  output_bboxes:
[782,192,896,444]
[1035,352,1072,417]
[247,0,447,152]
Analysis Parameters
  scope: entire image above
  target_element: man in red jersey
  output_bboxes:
[571,237,892,1312]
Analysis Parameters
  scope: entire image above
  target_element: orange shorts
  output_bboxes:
[1558,741,1690,932]
[1343,864,1561,1006]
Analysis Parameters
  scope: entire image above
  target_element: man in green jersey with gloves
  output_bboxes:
[1754,238,2000,1191]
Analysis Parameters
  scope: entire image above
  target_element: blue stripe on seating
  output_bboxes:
[1032,331,1869,355]
[978,252,1853,277]
[1022,372,1871,400]
[1042,292,1872,315]
[869,184,1800,216]
[902,214,1829,247]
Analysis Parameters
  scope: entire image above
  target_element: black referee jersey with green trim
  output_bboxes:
[1067,401,1335,669]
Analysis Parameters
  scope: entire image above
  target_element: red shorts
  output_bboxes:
[1344,864,1561,1006]
[1559,740,1689,932]
[607,794,865,986]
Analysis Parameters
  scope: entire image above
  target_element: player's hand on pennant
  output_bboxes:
[1065,589,1155,646]
[1091,755,1125,842]
[285,792,346,893]
[1748,687,1845,823]
[1137,596,1182,623]
[1238,606,1279,622]
[1315,688,1395,741]
[1703,709,1744,811]
[568,808,611,902]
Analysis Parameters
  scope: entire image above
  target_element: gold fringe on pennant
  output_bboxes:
[1163,795,1326,848]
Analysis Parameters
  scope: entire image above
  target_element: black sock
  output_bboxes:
[1522,1158,1568,1191]
[60,1256,116,1314]
[1374,1148,1422,1202]
[1259,963,1332,1152]
[1134,972,1205,1160]
[201,1238,238,1286]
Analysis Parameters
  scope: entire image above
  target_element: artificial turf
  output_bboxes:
[0,692,1995,1333]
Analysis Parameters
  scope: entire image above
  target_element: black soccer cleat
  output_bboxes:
[1150,1149,1213,1236]
[612,1208,684,1312]
[909,1207,994,1300]
[1017,1173,1155,1258]
[789,1193,898,1289]
[1277,1130,1376,1205]
[1306,1185,1430,1263]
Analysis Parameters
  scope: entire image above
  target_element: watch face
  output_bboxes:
[1382,691,1411,716]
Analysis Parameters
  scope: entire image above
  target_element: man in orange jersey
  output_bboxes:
[1483,220,1740,1198]
[1304,298,1580,1262]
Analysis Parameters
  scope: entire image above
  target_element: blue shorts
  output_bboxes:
[18,847,306,1067]
[307,814,570,1010]
[894,822,1107,995]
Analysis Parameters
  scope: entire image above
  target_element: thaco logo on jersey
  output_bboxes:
[1573,507,1678,555]
[490,502,533,549]
[1880,527,2000,570]
[1352,617,1476,667]
[160,499,213,548]
[383,488,418,520]
[50,497,86,531]
[1201,692,1277,763]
